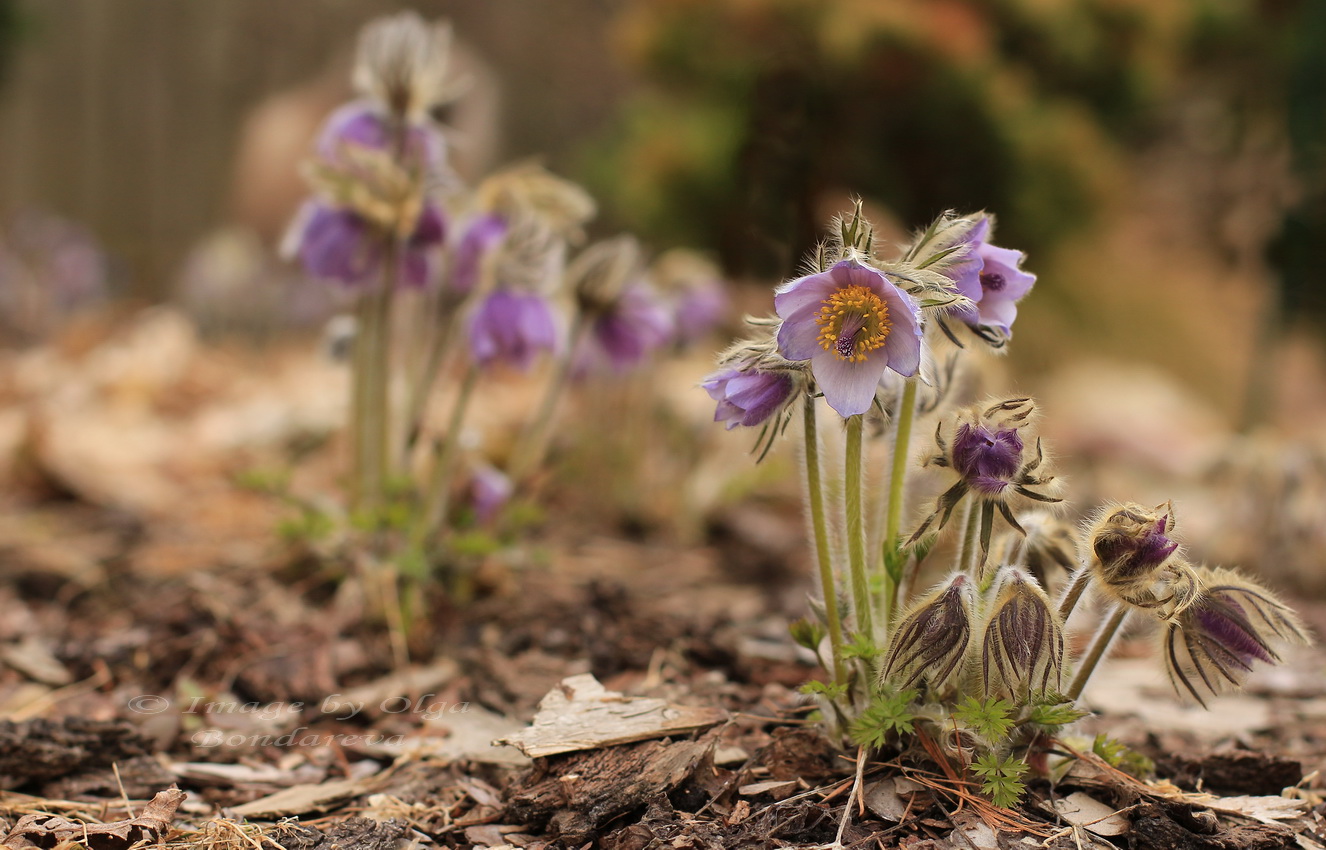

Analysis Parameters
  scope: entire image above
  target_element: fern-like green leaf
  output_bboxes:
[849,689,918,749]
[971,752,1029,808]
[954,696,1016,741]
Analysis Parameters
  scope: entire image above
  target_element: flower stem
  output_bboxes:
[845,414,873,641]
[803,396,845,685]
[884,379,918,619]
[955,496,980,576]
[1066,605,1128,700]
[509,310,588,484]
[1057,566,1092,622]
[411,363,480,555]
[403,303,459,457]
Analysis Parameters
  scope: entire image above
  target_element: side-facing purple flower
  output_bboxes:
[703,366,795,430]
[581,282,674,373]
[947,217,1035,336]
[774,260,922,418]
[289,198,445,289]
[468,287,558,371]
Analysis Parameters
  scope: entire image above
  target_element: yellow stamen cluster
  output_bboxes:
[815,284,891,362]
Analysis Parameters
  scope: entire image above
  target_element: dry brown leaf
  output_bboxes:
[1,787,184,850]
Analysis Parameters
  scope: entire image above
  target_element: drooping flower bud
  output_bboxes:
[980,568,1066,698]
[1161,566,1310,706]
[880,573,974,690]
[701,318,806,433]
[475,162,596,243]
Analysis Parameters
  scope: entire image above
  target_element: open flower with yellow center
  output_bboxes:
[774,259,922,417]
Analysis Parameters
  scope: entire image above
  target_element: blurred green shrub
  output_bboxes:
[581,0,1311,285]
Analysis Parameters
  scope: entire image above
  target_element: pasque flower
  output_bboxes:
[1084,502,1198,618]
[1162,566,1309,705]
[775,259,923,417]
[880,573,974,690]
[981,568,1065,698]
[703,365,796,430]
[467,287,558,372]
[946,216,1036,339]
[581,282,674,372]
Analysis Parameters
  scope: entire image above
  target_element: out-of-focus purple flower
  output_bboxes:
[702,365,795,430]
[289,198,445,289]
[468,287,559,371]
[465,461,513,525]
[581,282,674,373]
[317,101,445,174]
[774,259,922,418]
[952,423,1025,496]
[672,277,730,346]
[449,213,509,297]
[947,217,1035,335]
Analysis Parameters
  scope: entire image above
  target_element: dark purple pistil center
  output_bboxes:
[834,316,865,358]
[980,272,1006,292]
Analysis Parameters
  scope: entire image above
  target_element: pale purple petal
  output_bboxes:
[877,279,923,377]
[811,349,887,417]
[774,269,839,318]
[316,101,445,172]
[469,288,558,371]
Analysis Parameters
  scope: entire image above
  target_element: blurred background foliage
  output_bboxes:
[0,0,1323,418]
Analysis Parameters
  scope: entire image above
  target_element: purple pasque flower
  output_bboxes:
[948,217,1035,336]
[449,213,509,297]
[468,287,558,371]
[952,422,1025,496]
[774,259,922,418]
[289,198,445,288]
[580,281,674,373]
[317,101,445,175]
[672,277,730,346]
[702,364,795,430]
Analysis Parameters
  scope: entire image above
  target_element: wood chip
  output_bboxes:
[495,673,727,758]
[1053,791,1130,836]
[2,788,184,850]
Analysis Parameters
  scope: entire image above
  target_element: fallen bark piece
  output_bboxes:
[228,768,381,820]
[496,673,727,758]
[0,718,152,790]
[505,735,714,844]
[257,816,406,850]
[1198,794,1307,826]
[1,787,184,850]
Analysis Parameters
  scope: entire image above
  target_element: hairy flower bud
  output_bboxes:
[980,568,1066,698]
[1162,566,1310,706]
[880,574,974,690]
[568,236,643,315]
[1084,502,1196,618]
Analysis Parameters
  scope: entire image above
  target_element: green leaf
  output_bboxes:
[953,697,1016,742]
[883,538,907,583]
[800,680,849,701]
[1026,695,1089,730]
[841,631,883,662]
[790,618,826,652]
[1092,734,1154,779]
[971,752,1029,808]
[848,689,918,749]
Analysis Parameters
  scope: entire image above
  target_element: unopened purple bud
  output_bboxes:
[952,423,1024,495]
[468,287,558,371]
[702,366,795,430]
[1090,504,1179,582]
[450,213,508,297]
